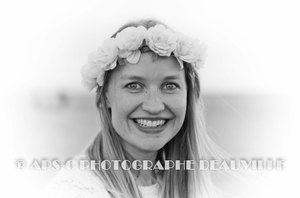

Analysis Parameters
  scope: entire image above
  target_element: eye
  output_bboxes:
[163,82,179,91]
[125,82,143,90]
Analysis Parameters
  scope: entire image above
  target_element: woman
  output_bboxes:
[46,19,223,198]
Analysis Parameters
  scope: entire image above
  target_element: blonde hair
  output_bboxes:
[87,19,224,198]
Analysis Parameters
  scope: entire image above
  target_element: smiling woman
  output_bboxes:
[45,19,224,198]
[106,53,187,152]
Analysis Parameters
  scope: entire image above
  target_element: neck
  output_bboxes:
[122,143,158,186]
[123,142,158,162]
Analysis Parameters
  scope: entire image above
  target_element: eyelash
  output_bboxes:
[125,82,180,91]
[163,82,179,90]
[125,82,143,90]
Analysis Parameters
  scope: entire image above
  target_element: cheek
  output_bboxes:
[167,93,187,115]
[164,93,187,132]
[110,105,128,138]
[109,95,137,128]
[110,102,129,121]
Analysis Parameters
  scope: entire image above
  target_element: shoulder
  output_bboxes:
[44,153,110,198]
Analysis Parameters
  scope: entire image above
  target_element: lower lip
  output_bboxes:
[130,119,168,134]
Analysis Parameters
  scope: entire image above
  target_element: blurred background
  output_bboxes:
[0,0,299,197]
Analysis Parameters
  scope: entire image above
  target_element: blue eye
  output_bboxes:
[125,82,142,90]
[163,83,178,91]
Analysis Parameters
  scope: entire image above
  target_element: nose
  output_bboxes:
[142,91,165,114]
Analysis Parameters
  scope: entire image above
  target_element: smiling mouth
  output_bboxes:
[132,118,168,128]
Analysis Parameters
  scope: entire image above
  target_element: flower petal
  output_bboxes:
[126,50,141,64]
[175,57,184,69]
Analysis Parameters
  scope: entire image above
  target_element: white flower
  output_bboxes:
[80,64,98,90]
[81,38,118,89]
[115,26,147,64]
[81,60,107,89]
[192,42,207,69]
[145,24,177,56]
[81,24,207,91]
[92,38,119,70]
[115,26,147,51]
[174,34,207,69]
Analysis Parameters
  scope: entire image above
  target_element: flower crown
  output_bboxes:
[81,24,207,90]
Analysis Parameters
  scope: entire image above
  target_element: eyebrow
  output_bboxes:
[120,74,183,81]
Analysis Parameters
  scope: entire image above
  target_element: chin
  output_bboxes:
[138,142,166,152]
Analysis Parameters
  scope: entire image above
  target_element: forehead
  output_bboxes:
[111,53,185,80]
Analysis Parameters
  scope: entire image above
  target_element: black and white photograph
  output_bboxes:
[1,0,299,197]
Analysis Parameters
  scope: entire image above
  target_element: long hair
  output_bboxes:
[87,19,224,198]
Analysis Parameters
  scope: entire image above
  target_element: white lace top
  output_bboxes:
[44,154,161,198]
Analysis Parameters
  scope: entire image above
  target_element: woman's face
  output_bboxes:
[106,53,187,153]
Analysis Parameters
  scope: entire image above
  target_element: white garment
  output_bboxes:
[138,183,160,198]
[44,154,160,198]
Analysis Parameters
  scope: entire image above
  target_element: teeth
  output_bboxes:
[135,119,166,128]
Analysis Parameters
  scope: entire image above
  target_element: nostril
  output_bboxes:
[141,101,165,113]
[141,92,165,113]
